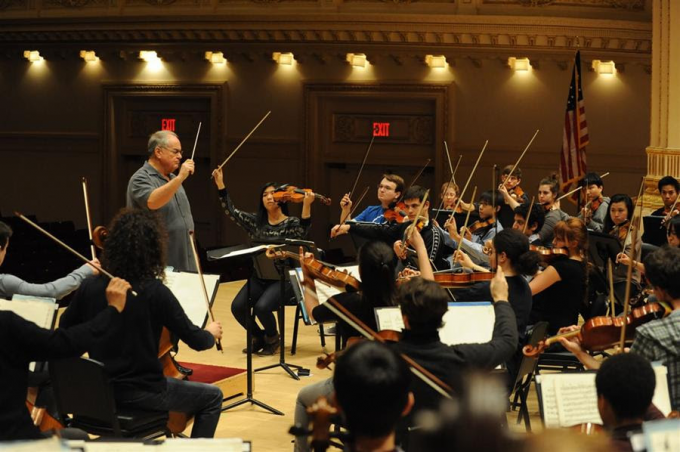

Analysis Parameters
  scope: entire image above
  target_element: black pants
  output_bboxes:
[231,276,292,338]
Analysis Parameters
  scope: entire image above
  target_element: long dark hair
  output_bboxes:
[357,241,398,308]
[102,209,167,285]
[603,193,634,233]
[493,229,540,276]
[256,182,289,228]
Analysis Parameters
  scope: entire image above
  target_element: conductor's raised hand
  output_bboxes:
[211,167,225,190]
[178,159,195,181]
[106,277,132,313]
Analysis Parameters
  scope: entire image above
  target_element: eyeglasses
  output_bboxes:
[163,147,183,156]
[377,184,396,191]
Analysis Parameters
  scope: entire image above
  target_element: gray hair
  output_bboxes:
[147,130,178,154]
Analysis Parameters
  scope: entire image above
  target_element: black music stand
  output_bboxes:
[588,231,622,306]
[642,216,666,247]
[252,239,317,381]
[207,244,284,416]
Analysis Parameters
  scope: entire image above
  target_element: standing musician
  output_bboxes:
[0,221,100,300]
[337,173,404,225]
[0,277,130,441]
[59,209,224,438]
[536,175,570,248]
[497,165,529,229]
[512,203,545,246]
[529,218,588,336]
[212,167,313,355]
[578,172,610,233]
[642,176,680,246]
[332,186,454,271]
[603,194,642,307]
[559,245,680,411]
[127,130,197,272]
[445,190,504,266]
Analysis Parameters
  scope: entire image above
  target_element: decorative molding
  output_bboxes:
[484,0,646,10]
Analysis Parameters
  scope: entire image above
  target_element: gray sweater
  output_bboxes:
[0,264,94,300]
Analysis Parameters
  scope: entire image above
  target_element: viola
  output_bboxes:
[432,270,494,287]
[530,245,569,262]
[158,328,191,434]
[266,248,361,292]
[92,225,109,250]
[273,184,331,206]
[523,302,670,357]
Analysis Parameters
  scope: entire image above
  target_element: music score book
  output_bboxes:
[164,271,220,329]
[439,302,495,346]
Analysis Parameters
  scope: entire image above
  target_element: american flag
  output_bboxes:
[559,51,589,201]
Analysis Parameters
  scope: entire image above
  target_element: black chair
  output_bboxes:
[507,322,549,432]
[50,357,169,439]
[291,297,340,355]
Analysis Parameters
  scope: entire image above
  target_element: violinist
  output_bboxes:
[497,165,529,229]
[559,245,680,411]
[529,218,588,335]
[642,176,680,246]
[60,209,224,438]
[439,181,474,213]
[577,172,610,233]
[604,194,642,306]
[0,221,100,300]
[512,203,545,246]
[536,175,570,247]
[337,173,404,225]
[617,216,680,274]
[445,190,503,266]
[212,167,313,355]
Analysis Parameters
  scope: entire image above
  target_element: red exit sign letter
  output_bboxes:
[373,122,390,137]
[162,118,176,131]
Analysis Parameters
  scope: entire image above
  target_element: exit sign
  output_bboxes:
[162,118,176,131]
[373,122,390,137]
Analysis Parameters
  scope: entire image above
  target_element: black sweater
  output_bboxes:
[60,276,214,393]
[0,307,120,440]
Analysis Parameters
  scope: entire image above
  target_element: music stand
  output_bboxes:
[207,244,284,416]
[431,208,480,228]
[252,239,317,381]
[587,231,622,305]
[642,216,666,247]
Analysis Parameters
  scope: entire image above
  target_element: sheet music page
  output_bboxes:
[439,302,494,345]
[643,419,680,452]
[535,375,560,428]
[375,307,405,332]
[651,364,672,416]
[0,298,56,329]
[553,373,602,427]
[163,272,221,328]
[215,244,282,259]
[1,437,64,452]
[313,265,361,305]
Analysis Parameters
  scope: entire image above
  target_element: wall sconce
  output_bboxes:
[23,50,43,62]
[346,53,367,68]
[508,57,531,71]
[205,51,226,64]
[273,52,294,65]
[592,60,615,75]
[425,55,447,68]
[139,51,161,62]
[79,50,98,62]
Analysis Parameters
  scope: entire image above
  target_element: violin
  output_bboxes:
[432,270,495,287]
[92,225,108,250]
[273,184,331,206]
[610,219,633,244]
[384,201,409,223]
[523,302,670,357]
[467,218,495,234]
[266,248,361,292]
[507,185,525,201]
[315,330,401,370]
[530,245,569,262]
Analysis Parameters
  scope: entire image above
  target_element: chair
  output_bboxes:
[291,297,339,355]
[50,357,169,439]
[507,322,549,432]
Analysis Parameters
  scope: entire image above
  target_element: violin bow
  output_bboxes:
[403,190,430,249]
[339,186,370,226]
[403,159,432,199]
[503,129,539,184]
[188,231,223,352]
[450,140,488,216]
[348,135,375,199]
[15,211,137,296]
[661,191,680,229]
[214,110,271,174]
[433,147,462,215]
[558,172,610,203]
[189,121,202,161]
[522,196,535,235]
[607,259,616,320]
[81,177,96,260]
[621,177,645,254]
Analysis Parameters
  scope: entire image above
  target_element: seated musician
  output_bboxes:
[529,218,587,336]
[512,202,545,246]
[212,167,313,355]
[445,190,504,266]
[438,181,475,213]
[578,172,610,233]
[617,216,680,274]
[332,185,454,271]
[642,176,680,246]
[603,194,642,307]
[497,165,529,229]
[536,175,570,248]
[0,278,129,441]
[559,245,680,411]
[337,173,404,225]
[60,209,224,438]
[0,221,100,300]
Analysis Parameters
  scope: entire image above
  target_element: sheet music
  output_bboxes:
[0,298,56,329]
[163,272,221,328]
[535,375,560,428]
[652,364,672,416]
[375,307,405,332]
[643,419,680,452]
[214,244,282,259]
[313,265,361,305]
[554,374,602,427]
[439,302,494,345]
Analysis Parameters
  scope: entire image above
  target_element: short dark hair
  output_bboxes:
[398,277,448,332]
[403,185,428,204]
[667,216,680,240]
[596,353,655,421]
[644,245,680,299]
[256,182,289,228]
[580,172,603,188]
[501,165,522,179]
[0,221,12,249]
[514,202,545,232]
[334,341,410,438]
[479,190,503,209]
[603,194,634,233]
[493,229,540,276]
[382,173,405,195]
[658,175,680,193]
